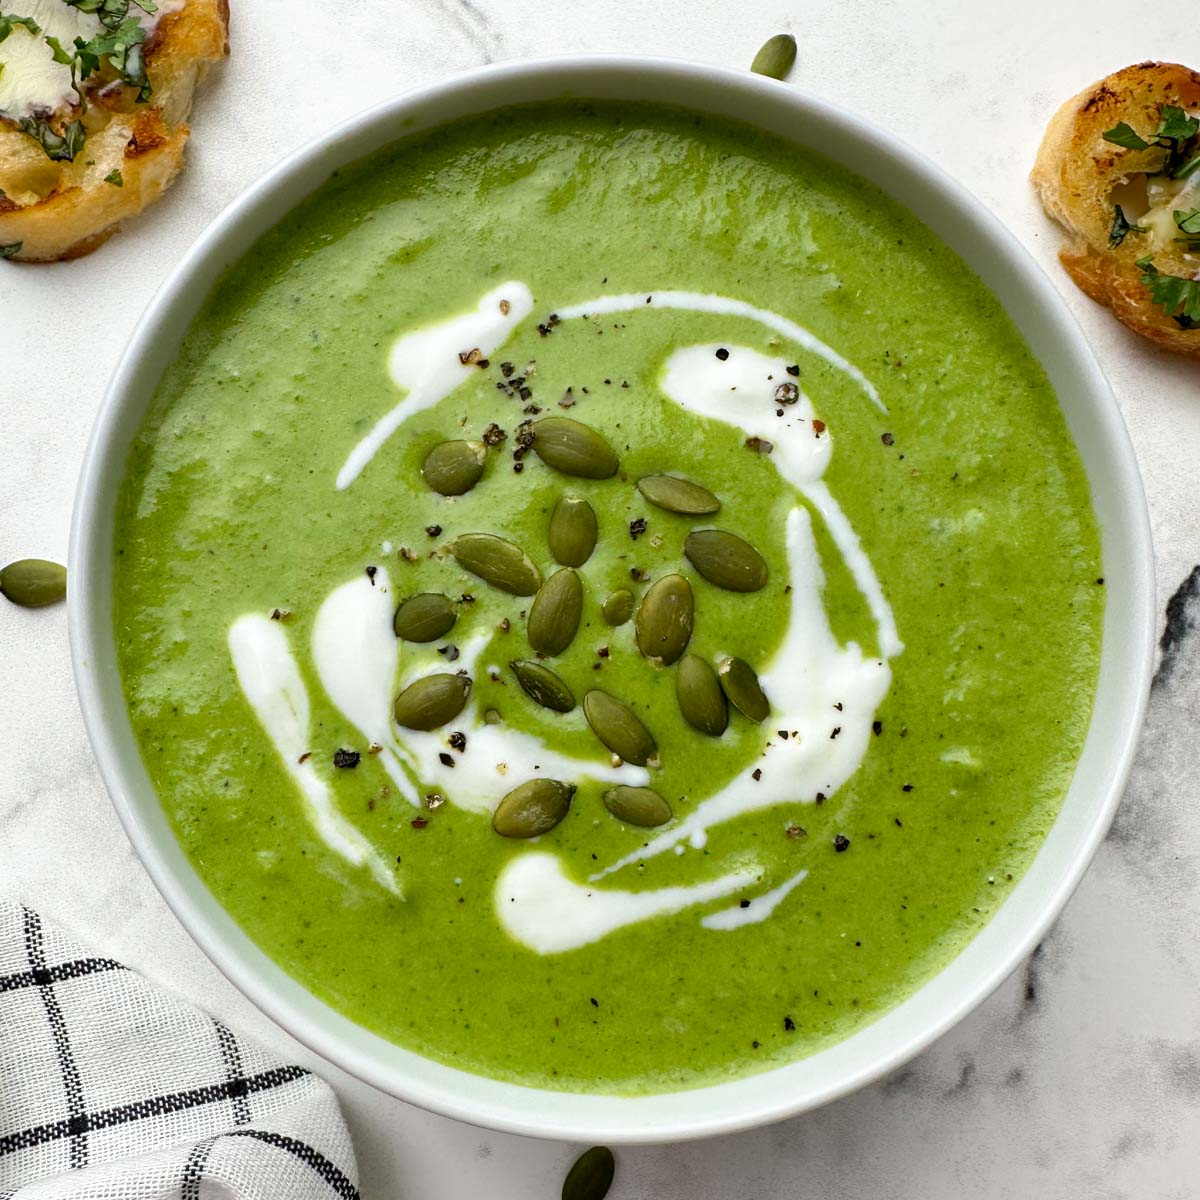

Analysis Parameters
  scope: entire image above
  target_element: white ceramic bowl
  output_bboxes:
[70,56,1155,1144]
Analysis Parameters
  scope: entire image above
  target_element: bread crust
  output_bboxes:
[1031,61,1200,359]
[0,0,228,262]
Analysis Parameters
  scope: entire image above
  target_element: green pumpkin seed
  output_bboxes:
[684,529,768,592]
[634,574,693,665]
[750,33,797,80]
[393,672,471,730]
[583,690,657,767]
[0,558,66,608]
[635,474,721,516]
[493,778,576,839]
[392,592,457,642]
[602,785,672,828]
[548,495,598,566]
[601,589,634,627]
[718,657,771,722]
[511,659,576,713]
[532,417,619,478]
[452,533,542,596]
[562,1146,615,1200]
[421,439,486,496]
[676,654,729,736]
[527,568,583,656]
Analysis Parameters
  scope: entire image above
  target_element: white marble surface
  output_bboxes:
[2,1,1199,1195]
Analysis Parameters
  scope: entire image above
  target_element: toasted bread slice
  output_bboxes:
[0,0,228,262]
[1031,61,1200,359]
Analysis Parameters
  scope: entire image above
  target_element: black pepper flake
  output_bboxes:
[752,768,763,782]
[901,783,913,792]
[411,816,429,829]
[498,617,510,632]
[629,517,647,540]
[775,382,800,405]
[513,420,536,460]
[833,833,851,853]
[425,524,442,538]
[476,358,490,369]
[458,347,482,365]
[620,380,630,389]
[881,432,895,446]
[448,731,467,752]
[513,462,525,474]
[872,720,882,736]
[834,702,843,711]
[523,404,542,415]
[333,748,360,769]
[739,899,751,909]
[437,644,460,661]
[752,1040,760,1049]
[298,751,311,764]
[745,436,774,455]
[365,565,378,584]
[589,997,599,1007]
[558,388,576,408]
[426,792,445,809]
[786,364,800,377]
[518,386,533,401]
[482,423,506,446]
[786,824,806,840]
[715,347,730,361]
[438,752,455,768]
[269,608,292,621]
[597,646,610,658]
[830,726,842,739]
[500,361,515,378]
[1096,577,1105,586]
[459,594,476,604]
[784,1015,796,1031]
[815,791,826,804]
[630,566,648,582]
[536,313,560,337]
[399,547,419,563]
[894,816,903,827]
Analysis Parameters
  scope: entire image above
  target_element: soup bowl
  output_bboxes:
[69,55,1155,1143]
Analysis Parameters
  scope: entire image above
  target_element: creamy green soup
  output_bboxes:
[114,101,1103,1094]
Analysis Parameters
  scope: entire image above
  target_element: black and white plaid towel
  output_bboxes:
[0,903,360,1199]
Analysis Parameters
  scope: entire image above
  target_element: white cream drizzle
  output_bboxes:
[554,291,882,408]
[495,851,761,955]
[227,614,399,895]
[700,868,809,931]
[336,282,534,490]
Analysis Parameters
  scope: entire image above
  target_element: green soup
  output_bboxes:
[114,101,1103,1094]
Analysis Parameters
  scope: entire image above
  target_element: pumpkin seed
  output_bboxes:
[583,690,657,766]
[562,1146,615,1200]
[601,589,634,627]
[393,672,471,730]
[532,417,619,479]
[511,659,576,713]
[452,533,542,596]
[684,529,768,592]
[0,558,66,608]
[548,495,598,566]
[750,33,797,80]
[421,439,486,496]
[636,474,720,516]
[718,657,771,722]
[634,574,693,665]
[392,592,457,642]
[676,654,729,736]
[527,568,583,655]
[603,785,672,828]
[493,778,576,839]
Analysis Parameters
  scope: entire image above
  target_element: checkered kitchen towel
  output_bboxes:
[0,903,360,1199]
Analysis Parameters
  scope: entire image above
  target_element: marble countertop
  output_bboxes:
[3,1,1198,1195]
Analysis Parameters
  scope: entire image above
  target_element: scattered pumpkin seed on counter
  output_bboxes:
[601,588,635,627]
[527,567,583,655]
[750,32,797,81]
[421,439,486,495]
[718,656,771,722]
[684,528,769,592]
[531,417,620,478]
[393,672,472,730]
[493,778,576,838]
[634,573,693,665]
[452,532,542,595]
[583,689,658,766]
[676,653,729,736]
[392,592,457,642]
[562,1146,615,1200]
[636,474,721,515]
[511,658,577,712]
[603,785,673,828]
[0,558,67,608]
[548,494,598,566]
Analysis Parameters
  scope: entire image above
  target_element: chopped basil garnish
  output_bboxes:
[104,168,123,186]
[1102,122,1152,151]
[17,116,86,162]
[1175,208,1200,236]
[1136,257,1200,330]
[1155,105,1200,146]
[65,0,156,32]
[0,242,22,259]
[1173,151,1200,180]
[1109,204,1145,248]
[0,12,41,41]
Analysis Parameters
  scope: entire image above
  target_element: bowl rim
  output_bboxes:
[69,53,1156,1143]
